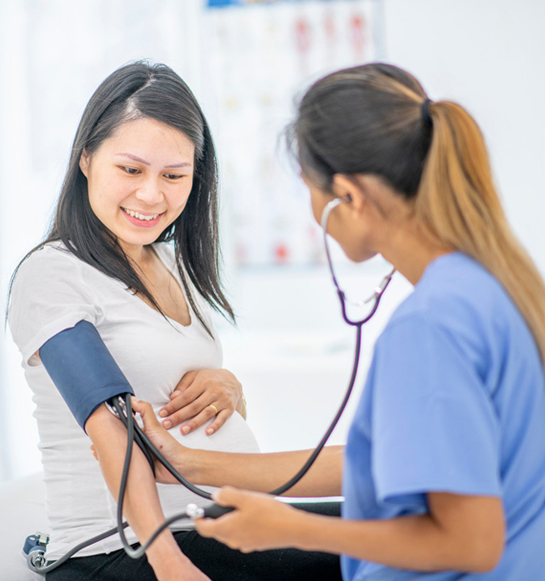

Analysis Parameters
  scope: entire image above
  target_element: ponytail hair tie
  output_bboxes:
[422,98,433,126]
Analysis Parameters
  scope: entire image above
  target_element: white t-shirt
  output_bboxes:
[8,242,260,560]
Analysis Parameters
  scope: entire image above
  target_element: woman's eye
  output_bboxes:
[164,173,183,180]
[121,166,140,175]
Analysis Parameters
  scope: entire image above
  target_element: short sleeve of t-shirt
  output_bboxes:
[8,246,98,367]
[371,313,502,505]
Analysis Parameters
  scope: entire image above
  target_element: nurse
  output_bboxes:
[133,62,545,580]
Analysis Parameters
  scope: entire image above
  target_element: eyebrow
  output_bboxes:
[115,153,192,169]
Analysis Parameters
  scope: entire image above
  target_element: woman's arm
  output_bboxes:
[197,487,505,573]
[85,404,210,581]
[134,398,342,497]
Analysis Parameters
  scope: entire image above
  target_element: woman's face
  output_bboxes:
[79,117,195,259]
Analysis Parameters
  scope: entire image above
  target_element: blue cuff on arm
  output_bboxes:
[39,320,134,431]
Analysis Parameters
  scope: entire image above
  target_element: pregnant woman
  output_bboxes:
[8,61,341,581]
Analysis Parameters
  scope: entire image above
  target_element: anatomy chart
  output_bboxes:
[204,0,384,267]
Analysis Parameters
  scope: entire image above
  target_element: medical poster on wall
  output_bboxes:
[21,0,383,270]
[204,0,384,267]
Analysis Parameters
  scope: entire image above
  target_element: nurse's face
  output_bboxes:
[79,117,195,259]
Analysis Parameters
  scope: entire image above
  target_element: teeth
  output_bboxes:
[123,208,160,221]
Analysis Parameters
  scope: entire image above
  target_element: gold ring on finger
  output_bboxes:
[208,404,218,415]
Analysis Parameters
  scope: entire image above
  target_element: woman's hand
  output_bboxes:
[196,487,303,553]
[131,397,195,484]
[159,369,245,436]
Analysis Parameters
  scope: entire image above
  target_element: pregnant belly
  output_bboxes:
[160,407,260,454]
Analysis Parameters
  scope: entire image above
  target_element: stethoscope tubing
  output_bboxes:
[321,196,395,327]
[36,196,395,572]
[37,319,366,572]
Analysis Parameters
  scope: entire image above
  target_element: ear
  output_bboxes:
[79,149,90,177]
[333,174,393,219]
[331,174,370,215]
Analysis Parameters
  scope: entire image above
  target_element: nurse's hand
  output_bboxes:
[159,369,245,436]
[132,397,196,485]
[196,487,301,553]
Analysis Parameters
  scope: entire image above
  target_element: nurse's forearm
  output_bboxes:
[291,494,504,573]
[85,405,193,579]
[185,446,343,497]
[133,398,341,496]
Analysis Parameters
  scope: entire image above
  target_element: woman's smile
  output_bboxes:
[121,207,166,228]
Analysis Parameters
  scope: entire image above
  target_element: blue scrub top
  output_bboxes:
[342,252,545,580]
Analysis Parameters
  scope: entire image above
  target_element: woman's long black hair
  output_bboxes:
[10,61,234,333]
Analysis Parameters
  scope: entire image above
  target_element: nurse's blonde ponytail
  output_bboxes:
[292,63,545,364]
[417,100,545,364]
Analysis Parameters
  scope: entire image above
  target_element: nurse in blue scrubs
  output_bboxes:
[133,63,545,580]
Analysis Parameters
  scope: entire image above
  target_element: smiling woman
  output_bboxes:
[6,61,343,581]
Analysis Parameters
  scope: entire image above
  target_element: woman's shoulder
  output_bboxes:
[19,240,82,266]
[12,241,83,284]
[10,241,107,311]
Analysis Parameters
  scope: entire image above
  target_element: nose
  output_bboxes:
[134,177,164,206]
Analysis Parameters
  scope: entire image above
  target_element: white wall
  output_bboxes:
[1,0,544,482]
[382,0,545,274]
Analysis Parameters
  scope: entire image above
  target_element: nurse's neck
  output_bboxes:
[353,177,452,286]
[380,221,452,286]
[341,174,452,286]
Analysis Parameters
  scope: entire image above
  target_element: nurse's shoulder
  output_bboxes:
[385,251,540,389]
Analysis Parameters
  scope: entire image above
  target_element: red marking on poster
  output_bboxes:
[275,243,289,263]
[350,13,367,59]
[324,12,336,41]
[295,17,311,54]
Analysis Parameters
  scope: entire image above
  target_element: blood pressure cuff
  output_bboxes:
[39,320,134,432]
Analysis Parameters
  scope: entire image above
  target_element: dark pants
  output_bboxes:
[46,502,342,581]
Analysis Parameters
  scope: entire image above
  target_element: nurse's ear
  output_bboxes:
[79,149,90,178]
[333,174,400,220]
[332,174,378,217]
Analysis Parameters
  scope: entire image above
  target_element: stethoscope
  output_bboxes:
[28,196,395,574]
[321,196,396,327]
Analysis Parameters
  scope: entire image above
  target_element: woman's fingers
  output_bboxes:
[159,384,203,420]
[158,369,242,435]
[177,402,222,436]
[160,389,207,429]
[202,409,230,436]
